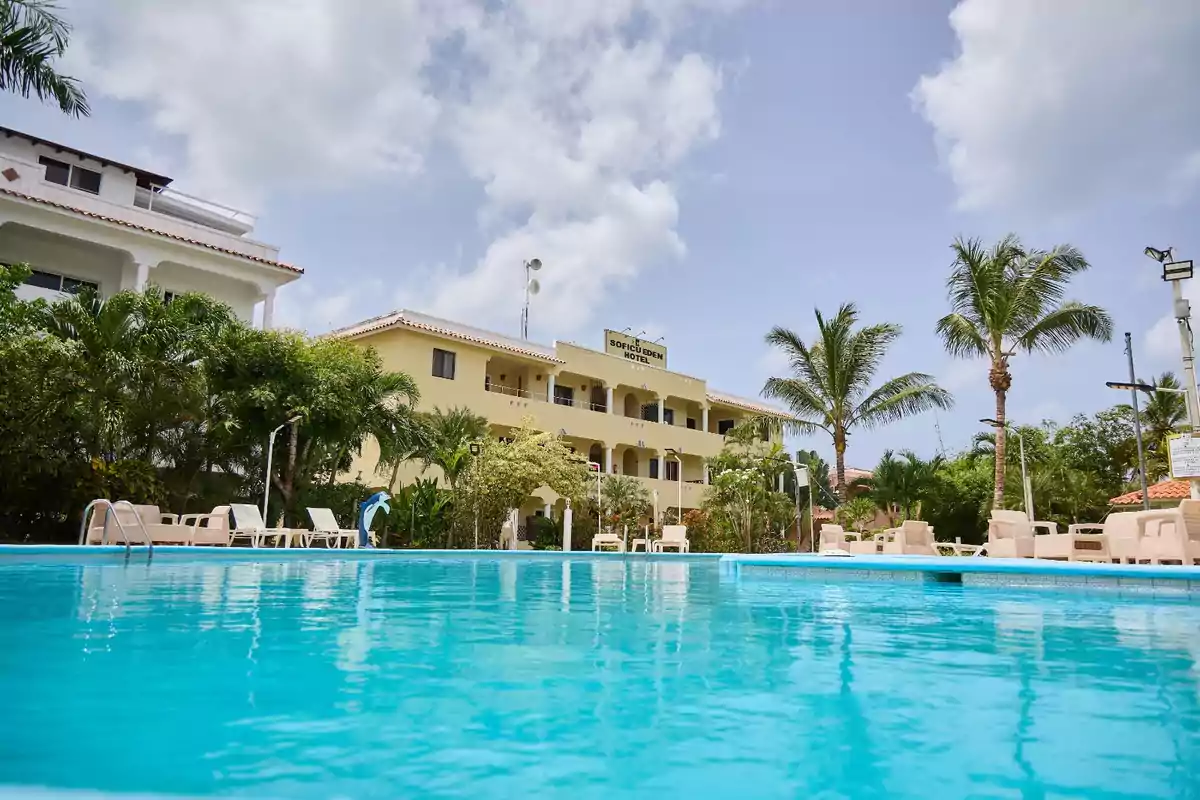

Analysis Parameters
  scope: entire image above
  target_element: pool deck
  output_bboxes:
[3,545,1199,596]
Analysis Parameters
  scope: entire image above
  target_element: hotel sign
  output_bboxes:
[605,329,667,368]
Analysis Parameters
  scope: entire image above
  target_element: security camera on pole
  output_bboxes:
[1145,247,1200,499]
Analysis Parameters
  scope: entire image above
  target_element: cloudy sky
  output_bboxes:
[5,0,1199,468]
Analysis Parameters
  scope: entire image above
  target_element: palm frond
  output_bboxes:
[851,372,953,429]
[1016,301,1113,354]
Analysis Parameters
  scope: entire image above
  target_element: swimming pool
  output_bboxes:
[2,552,1199,798]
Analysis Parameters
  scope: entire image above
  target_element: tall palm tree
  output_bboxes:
[1,0,89,116]
[764,303,953,498]
[936,235,1112,509]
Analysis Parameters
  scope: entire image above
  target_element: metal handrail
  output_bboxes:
[79,499,153,557]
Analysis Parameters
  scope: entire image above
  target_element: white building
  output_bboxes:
[0,126,301,327]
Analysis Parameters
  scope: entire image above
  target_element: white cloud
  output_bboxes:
[63,0,741,336]
[914,0,1200,214]
[936,357,986,394]
[273,282,372,333]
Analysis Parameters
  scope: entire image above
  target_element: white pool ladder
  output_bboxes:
[78,499,154,558]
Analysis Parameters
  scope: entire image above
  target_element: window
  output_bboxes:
[649,459,660,479]
[39,156,102,195]
[718,419,736,435]
[553,384,574,406]
[39,156,70,186]
[70,166,102,194]
[686,417,696,430]
[665,459,679,482]
[162,291,175,305]
[21,268,97,294]
[432,348,456,380]
[641,403,658,422]
[663,408,675,425]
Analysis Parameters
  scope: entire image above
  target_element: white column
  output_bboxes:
[778,472,785,492]
[262,289,276,330]
[129,261,150,292]
[604,447,613,473]
[606,386,614,414]
[562,499,573,552]
[657,398,665,423]
[702,406,709,432]
[547,374,556,402]
[703,465,709,486]
[543,503,552,519]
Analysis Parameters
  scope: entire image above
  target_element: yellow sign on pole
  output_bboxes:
[604,330,667,368]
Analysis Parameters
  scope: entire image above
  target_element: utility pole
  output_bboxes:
[1124,332,1151,511]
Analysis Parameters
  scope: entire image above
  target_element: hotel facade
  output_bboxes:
[334,310,790,523]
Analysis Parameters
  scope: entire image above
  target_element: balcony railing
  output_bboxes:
[134,185,257,235]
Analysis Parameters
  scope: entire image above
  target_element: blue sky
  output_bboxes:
[4,0,1199,470]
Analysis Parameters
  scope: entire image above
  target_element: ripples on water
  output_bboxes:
[1,556,1199,798]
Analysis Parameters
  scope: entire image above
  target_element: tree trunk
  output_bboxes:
[992,388,1008,510]
[833,429,847,501]
[989,356,1012,510]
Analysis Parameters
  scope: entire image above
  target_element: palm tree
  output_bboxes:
[763,303,953,498]
[601,474,651,530]
[855,449,944,523]
[1,0,89,116]
[1139,372,1187,481]
[936,235,1112,509]
[420,406,489,490]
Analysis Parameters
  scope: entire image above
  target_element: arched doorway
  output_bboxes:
[622,449,638,476]
[588,443,603,467]
[623,392,639,418]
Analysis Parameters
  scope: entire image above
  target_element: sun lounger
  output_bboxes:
[592,533,624,552]
[306,507,359,548]
[652,525,690,553]
[230,504,307,548]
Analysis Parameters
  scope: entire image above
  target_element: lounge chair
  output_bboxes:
[652,525,690,553]
[986,510,1054,558]
[845,531,881,555]
[307,507,359,548]
[592,532,624,552]
[85,502,190,545]
[179,506,233,545]
[881,520,938,556]
[230,504,307,548]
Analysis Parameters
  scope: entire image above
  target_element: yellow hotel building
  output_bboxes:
[334,309,789,520]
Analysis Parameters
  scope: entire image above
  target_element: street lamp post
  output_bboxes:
[1144,246,1200,499]
[263,415,301,525]
[665,448,683,524]
[980,418,1033,519]
[589,460,603,537]
[793,463,812,553]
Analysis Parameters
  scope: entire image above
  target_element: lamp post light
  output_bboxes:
[1145,246,1200,499]
[469,441,482,548]
[263,415,301,525]
[521,258,542,339]
[665,448,684,524]
[981,418,1034,519]
[589,460,603,536]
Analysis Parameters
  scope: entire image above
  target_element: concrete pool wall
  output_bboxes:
[4,546,1200,598]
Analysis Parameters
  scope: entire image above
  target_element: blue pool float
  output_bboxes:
[357,491,390,548]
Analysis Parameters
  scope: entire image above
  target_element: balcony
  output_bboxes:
[0,152,279,262]
[480,381,725,458]
[134,185,256,236]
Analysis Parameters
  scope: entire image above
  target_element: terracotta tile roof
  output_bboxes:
[704,389,792,419]
[813,506,835,521]
[1109,480,1191,506]
[329,309,565,364]
[0,187,302,274]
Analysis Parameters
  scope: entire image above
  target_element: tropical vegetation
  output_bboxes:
[1,0,89,116]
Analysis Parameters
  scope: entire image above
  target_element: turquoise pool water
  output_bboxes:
[2,554,1199,798]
